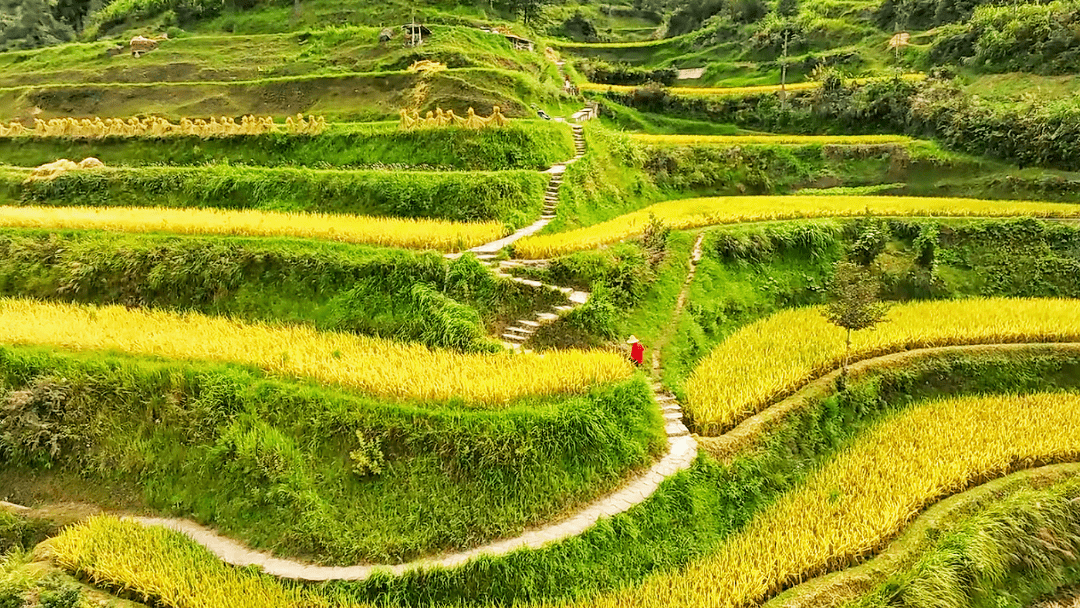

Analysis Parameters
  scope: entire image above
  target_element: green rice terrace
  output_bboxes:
[4,0,1080,606]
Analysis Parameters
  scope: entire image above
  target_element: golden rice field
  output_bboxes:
[685,298,1080,435]
[627,133,913,146]
[49,392,1080,608]
[50,518,336,608]
[0,205,505,253]
[514,195,1080,258]
[0,299,631,405]
[585,392,1080,608]
[578,74,926,97]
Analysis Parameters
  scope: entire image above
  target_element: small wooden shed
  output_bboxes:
[505,34,534,52]
[402,23,432,46]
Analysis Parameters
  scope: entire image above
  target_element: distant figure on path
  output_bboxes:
[627,336,645,367]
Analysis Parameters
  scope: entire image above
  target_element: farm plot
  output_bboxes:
[0,205,505,252]
[587,392,1080,608]
[685,298,1080,435]
[514,195,1080,258]
[0,298,630,405]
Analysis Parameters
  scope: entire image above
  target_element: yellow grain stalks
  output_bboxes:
[0,205,505,253]
[579,74,926,97]
[0,114,326,139]
[514,195,1080,258]
[398,106,510,130]
[627,133,913,146]
[50,517,337,608]
[587,392,1080,608]
[686,298,1080,435]
[0,299,631,405]
[49,393,1080,608]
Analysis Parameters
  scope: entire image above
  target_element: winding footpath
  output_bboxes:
[109,110,701,582]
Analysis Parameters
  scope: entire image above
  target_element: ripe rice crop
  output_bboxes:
[686,298,1080,435]
[627,133,913,146]
[50,393,1080,608]
[0,205,505,252]
[0,299,631,405]
[587,392,1080,608]
[514,195,1080,258]
[579,74,926,97]
[50,517,333,608]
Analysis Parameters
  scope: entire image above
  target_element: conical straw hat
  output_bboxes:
[626,335,640,344]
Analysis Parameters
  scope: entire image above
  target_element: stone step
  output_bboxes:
[661,404,681,413]
[663,411,683,422]
[665,421,690,437]
[553,305,574,312]
[505,326,534,336]
[568,291,590,305]
[502,333,527,343]
[536,312,559,322]
[519,320,541,328]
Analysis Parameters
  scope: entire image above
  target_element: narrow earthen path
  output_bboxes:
[652,231,705,375]
[127,404,697,581]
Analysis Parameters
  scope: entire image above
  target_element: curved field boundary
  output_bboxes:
[0,205,505,253]
[124,429,695,581]
[514,195,1080,258]
[698,342,1080,461]
[767,462,1080,608]
[44,393,1080,607]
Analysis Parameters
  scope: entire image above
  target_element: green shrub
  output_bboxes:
[7,167,548,227]
[0,230,554,352]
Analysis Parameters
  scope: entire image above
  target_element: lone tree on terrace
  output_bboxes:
[824,261,889,379]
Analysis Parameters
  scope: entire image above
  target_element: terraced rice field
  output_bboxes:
[685,298,1080,434]
[0,205,505,252]
[514,195,1080,258]
[0,298,631,405]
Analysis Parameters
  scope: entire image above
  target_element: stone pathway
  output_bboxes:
[104,110,700,583]
[125,381,697,582]
[467,123,585,258]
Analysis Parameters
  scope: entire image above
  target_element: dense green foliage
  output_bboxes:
[606,75,1080,171]
[3,166,547,227]
[328,350,1080,605]
[929,1,1080,75]
[0,121,574,171]
[0,346,663,565]
[0,230,565,352]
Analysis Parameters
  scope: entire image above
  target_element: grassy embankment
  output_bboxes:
[0,24,571,121]
[0,230,565,352]
[0,342,661,566]
[0,120,574,171]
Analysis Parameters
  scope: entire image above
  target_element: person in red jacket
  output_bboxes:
[627,335,646,367]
